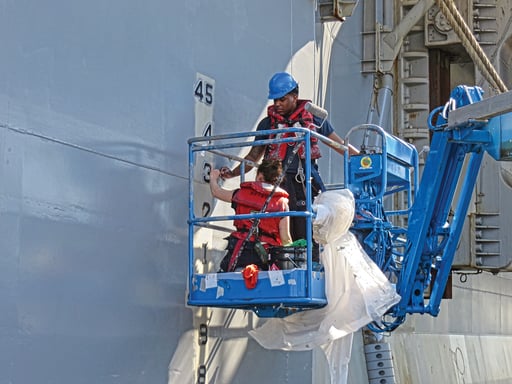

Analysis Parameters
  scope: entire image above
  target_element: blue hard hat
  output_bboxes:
[268,72,298,99]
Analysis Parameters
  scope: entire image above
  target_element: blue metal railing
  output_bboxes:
[187,127,348,317]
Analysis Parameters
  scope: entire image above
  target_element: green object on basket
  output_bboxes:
[290,239,307,247]
[254,241,268,264]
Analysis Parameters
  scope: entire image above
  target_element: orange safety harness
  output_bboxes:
[266,99,322,161]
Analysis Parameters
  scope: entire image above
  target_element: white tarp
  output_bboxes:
[249,189,400,384]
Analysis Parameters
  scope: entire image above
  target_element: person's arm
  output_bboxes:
[327,131,360,156]
[315,117,359,156]
[279,216,293,246]
[220,118,270,178]
[221,145,265,178]
[209,169,234,202]
[278,198,293,245]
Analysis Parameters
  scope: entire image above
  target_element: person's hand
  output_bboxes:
[220,166,234,179]
[210,168,221,182]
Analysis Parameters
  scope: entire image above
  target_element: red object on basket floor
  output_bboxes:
[242,264,259,289]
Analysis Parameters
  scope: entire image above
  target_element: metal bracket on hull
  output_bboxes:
[318,0,359,22]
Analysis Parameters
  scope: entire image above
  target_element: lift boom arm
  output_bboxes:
[351,86,512,329]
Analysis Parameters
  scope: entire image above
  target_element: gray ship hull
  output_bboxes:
[2,1,512,383]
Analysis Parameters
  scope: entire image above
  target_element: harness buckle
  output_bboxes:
[295,164,305,184]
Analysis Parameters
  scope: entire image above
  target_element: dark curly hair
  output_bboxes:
[257,159,282,184]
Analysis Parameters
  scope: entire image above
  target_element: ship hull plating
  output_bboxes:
[2,1,512,383]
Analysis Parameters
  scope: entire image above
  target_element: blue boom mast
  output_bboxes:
[349,85,512,330]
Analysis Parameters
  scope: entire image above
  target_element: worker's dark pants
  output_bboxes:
[219,236,266,272]
[281,173,321,262]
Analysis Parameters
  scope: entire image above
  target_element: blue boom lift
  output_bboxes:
[187,85,512,330]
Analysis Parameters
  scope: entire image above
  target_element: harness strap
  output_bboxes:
[311,165,326,192]
[295,160,326,195]
[227,238,245,272]
[237,227,277,241]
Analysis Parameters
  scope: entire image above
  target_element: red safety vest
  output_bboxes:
[231,181,289,246]
[266,99,322,160]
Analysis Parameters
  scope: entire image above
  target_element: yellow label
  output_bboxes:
[360,156,372,168]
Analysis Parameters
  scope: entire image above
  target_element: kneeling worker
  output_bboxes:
[209,159,292,272]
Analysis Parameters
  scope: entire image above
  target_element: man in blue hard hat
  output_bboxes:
[221,72,358,260]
